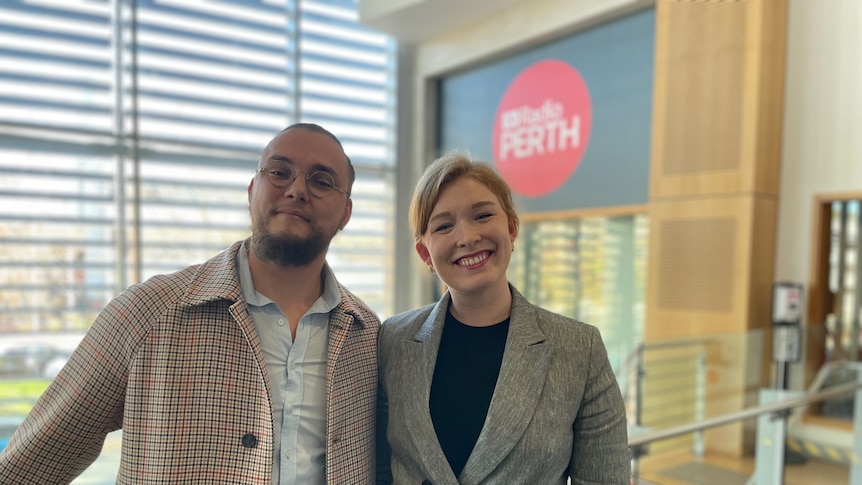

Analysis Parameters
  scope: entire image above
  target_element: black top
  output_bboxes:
[429,309,510,478]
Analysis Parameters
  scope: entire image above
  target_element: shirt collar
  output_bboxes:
[237,240,340,313]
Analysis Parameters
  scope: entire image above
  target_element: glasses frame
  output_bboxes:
[257,166,350,199]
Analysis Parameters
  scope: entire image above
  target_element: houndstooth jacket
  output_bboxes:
[0,240,381,484]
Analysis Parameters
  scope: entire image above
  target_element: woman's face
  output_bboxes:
[415,176,517,298]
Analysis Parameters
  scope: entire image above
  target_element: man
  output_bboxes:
[0,123,381,484]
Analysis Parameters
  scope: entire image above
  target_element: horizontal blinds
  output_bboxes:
[297,0,396,314]
[0,0,396,332]
[133,0,293,150]
[0,2,116,332]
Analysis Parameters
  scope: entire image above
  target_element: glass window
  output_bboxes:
[508,213,649,373]
[0,0,397,479]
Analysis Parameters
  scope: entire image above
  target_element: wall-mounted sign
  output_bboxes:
[491,59,592,197]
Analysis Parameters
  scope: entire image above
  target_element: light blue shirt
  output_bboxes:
[237,241,339,485]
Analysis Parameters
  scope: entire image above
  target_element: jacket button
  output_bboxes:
[241,433,258,448]
[421,481,432,485]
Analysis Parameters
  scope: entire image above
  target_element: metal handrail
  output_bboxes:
[788,359,849,428]
[629,380,862,448]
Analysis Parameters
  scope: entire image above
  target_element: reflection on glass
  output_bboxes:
[508,214,648,374]
[821,200,861,420]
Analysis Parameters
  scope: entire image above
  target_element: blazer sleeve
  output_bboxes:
[569,326,631,485]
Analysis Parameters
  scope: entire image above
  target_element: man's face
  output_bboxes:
[248,127,352,267]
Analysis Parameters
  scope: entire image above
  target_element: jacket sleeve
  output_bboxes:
[0,289,145,484]
[569,326,631,484]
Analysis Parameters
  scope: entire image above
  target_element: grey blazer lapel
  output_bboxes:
[403,296,459,483]
[459,289,552,484]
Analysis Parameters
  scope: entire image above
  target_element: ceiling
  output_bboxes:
[358,0,527,43]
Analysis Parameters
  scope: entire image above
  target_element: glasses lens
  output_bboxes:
[307,172,338,197]
[261,165,342,197]
[265,166,295,187]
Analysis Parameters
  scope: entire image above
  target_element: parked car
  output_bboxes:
[41,352,70,380]
[0,344,66,378]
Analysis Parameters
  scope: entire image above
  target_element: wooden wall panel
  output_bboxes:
[656,218,737,312]
[650,0,785,199]
[647,197,754,340]
[662,1,747,176]
[646,0,786,457]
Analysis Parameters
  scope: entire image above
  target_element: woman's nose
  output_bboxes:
[456,225,481,246]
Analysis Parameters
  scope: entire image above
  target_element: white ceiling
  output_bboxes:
[358,0,527,43]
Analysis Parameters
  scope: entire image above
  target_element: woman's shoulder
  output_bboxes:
[513,295,601,339]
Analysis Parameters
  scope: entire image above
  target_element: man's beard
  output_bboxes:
[251,216,331,267]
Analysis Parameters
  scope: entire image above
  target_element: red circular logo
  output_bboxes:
[491,60,592,197]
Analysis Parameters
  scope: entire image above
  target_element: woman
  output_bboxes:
[376,152,630,485]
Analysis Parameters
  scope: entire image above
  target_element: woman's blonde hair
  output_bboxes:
[409,151,519,240]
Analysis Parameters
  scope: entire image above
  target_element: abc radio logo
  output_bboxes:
[492,60,592,197]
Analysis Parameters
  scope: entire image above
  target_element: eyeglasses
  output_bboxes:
[257,165,349,199]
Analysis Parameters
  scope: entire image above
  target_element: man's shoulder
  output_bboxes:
[113,264,201,309]
[113,243,241,311]
[335,283,381,327]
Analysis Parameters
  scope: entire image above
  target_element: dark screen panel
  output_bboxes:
[439,7,655,213]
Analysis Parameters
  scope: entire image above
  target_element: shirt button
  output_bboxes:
[241,433,257,448]
[277,318,285,326]
[284,450,291,459]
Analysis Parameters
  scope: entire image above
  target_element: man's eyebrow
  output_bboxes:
[268,155,293,164]
[267,155,338,175]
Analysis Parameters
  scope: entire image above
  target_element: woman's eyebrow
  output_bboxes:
[428,201,496,224]
[428,211,452,225]
[471,201,495,210]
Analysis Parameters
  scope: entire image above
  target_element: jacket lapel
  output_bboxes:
[459,288,552,484]
[403,296,461,483]
[177,241,265,369]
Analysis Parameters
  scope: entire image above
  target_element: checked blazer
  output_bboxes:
[0,240,381,485]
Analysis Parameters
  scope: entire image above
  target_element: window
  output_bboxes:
[810,198,862,421]
[0,0,397,478]
[0,0,396,331]
[508,213,649,371]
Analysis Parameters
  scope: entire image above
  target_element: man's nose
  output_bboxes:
[282,172,309,199]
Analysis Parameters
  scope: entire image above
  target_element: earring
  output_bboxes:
[428,264,436,274]
[511,243,515,252]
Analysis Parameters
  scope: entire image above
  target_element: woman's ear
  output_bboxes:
[508,218,519,244]
[415,240,432,266]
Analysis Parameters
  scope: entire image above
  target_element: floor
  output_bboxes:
[67,431,854,485]
[635,447,850,485]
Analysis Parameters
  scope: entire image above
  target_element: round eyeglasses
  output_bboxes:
[257,166,349,199]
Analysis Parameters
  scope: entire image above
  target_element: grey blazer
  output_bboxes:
[376,286,630,485]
